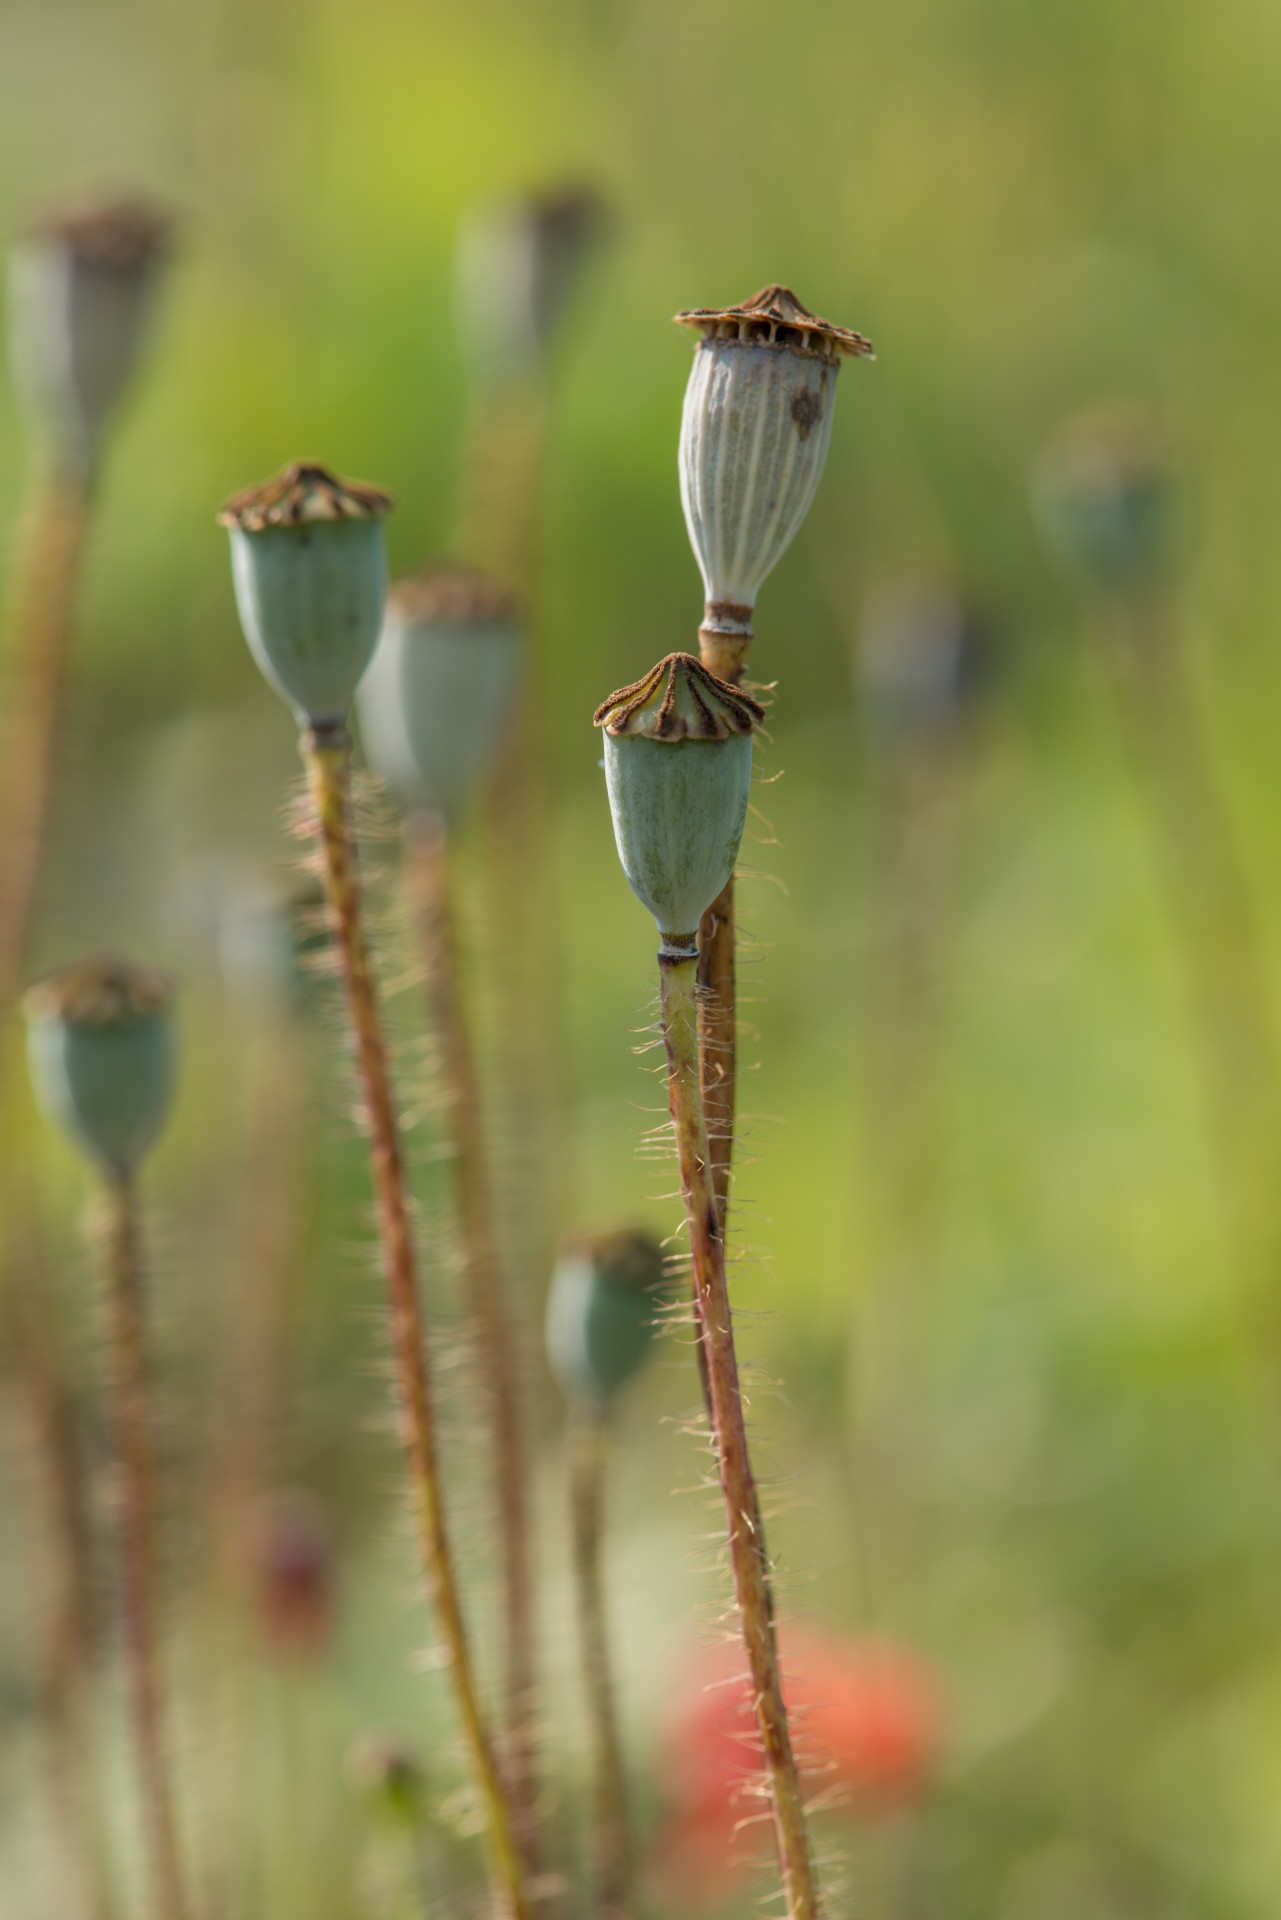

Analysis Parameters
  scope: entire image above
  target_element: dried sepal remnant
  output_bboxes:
[25,954,173,1026]
[218,462,394,533]
[675,284,874,363]
[593,652,764,742]
[24,197,171,270]
[386,564,519,627]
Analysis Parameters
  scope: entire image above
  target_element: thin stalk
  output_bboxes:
[98,1172,189,1920]
[0,474,91,1033]
[567,1412,631,1920]
[658,938,819,1920]
[404,813,538,1832]
[299,727,530,1920]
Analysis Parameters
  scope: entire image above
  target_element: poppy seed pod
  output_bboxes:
[676,286,873,661]
[357,566,522,825]
[857,580,989,744]
[1032,406,1168,594]
[545,1227,668,1408]
[218,463,394,730]
[24,955,175,1178]
[8,197,170,482]
[455,183,608,383]
[593,654,763,946]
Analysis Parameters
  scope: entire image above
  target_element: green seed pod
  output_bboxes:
[675,286,873,658]
[24,956,175,1178]
[357,566,522,825]
[1032,406,1168,594]
[593,653,763,945]
[346,1734,427,1826]
[8,197,170,483]
[218,463,394,730]
[545,1227,668,1408]
[455,183,607,385]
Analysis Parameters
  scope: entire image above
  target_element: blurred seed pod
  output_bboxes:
[24,955,175,1178]
[593,654,762,942]
[1031,405,1168,594]
[214,871,330,1017]
[7,195,170,482]
[218,462,394,729]
[676,286,873,656]
[545,1227,668,1409]
[856,579,990,745]
[347,1733,427,1826]
[454,182,608,385]
[253,1488,335,1664]
[357,565,523,825]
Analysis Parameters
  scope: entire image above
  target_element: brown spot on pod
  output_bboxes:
[791,386,822,439]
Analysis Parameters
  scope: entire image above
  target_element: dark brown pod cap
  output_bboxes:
[217,462,394,532]
[386,563,519,627]
[593,652,764,741]
[25,954,173,1027]
[674,284,874,362]
[24,197,171,270]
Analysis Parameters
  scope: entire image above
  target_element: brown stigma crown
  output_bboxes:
[593,652,764,741]
[24,196,171,270]
[387,563,519,627]
[25,954,173,1027]
[674,284,874,362]
[217,462,394,532]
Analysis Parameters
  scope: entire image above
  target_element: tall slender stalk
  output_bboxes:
[567,1413,631,1920]
[299,726,530,1920]
[403,812,537,1826]
[694,631,751,1227]
[658,937,819,1920]
[98,1172,189,1920]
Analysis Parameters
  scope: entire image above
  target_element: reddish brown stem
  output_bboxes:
[404,814,538,1837]
[568,1414,631,1920]
[99,1174,189,1920]
[301,731,530,1920]
[659,944,819,1920]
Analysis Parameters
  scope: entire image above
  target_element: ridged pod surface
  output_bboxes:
[219,463,393,728]
[676,286,873,640]
[594,653,763,939]
[357,565,522,824]
[25,955,175,1176]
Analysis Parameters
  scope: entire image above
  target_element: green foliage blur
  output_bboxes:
[5,0,1281,1915]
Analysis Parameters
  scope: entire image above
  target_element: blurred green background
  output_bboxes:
[5,0,1281,1915]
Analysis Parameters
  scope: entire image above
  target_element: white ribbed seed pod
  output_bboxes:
[675,286,873,663]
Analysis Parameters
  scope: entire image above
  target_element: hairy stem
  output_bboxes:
[658,942,819,1920]
[300,731,530,1920]
[404,814,538,1835]
[99,1174,189,1920]
[695,626,750,1229]
[568,1414,630,1920]
[0,476,90,1036]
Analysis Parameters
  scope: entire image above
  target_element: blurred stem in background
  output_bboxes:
[846,581,987,1611]
[25,958,187,1920]
[1036,411,1281,1368]
[545,1227,668,1920]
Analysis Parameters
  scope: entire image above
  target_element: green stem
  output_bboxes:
[405,814,539,1839]
[658,939,819,1920]
[568,1413,631,1920]
[301,729,530,1920]
[99,1173,189,1920]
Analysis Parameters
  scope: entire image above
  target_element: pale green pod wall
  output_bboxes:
[230,518,388,729]
[545,1245,661,1408]
[27,1008,174,1178]
[679,340,837,614]
[357,609,521,824]
[603,731,753,937]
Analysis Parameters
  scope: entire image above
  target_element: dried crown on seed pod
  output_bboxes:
[357,562,523,826]
[8,194,171,482]
[676,285,873,646]
[593,653,762,941]
[24,954,176,1177]
[218,462,394,730]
